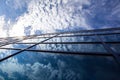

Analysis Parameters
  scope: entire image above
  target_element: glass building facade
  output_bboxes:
[0,27,120,80]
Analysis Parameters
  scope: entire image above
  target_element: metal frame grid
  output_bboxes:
[0,27,120,64]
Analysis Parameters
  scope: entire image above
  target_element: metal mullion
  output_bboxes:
[32,32,120,39]
[0,27,119,63]
[0,34,40,47]
[0,27,119,41]
[0,34,59,62]
[0,47,119,57]
[95,35,120,64]
[15,41,120,44]
[31,27,120,36]
[0,27,119,39]
[0,39,24,47]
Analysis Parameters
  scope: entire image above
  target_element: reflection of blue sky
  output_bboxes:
[0,0,119,29]
[0,0,120,80]
[0,35,120,80]
[0,50,120,80]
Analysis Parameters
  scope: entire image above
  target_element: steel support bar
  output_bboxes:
[0,34,59,62]
[0,27,119,64]
[0,27,119,39]
[95,35,120,64]
[30,27,120,36]
[16,42,120,44]
[35,32,120,38]
[0,34,42,47]
[0,47,119,56]
[0,27,119,42]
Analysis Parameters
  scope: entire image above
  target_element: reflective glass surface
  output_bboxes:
[0,28,120,80]
[0,51,119,80]
[30,44,107,53]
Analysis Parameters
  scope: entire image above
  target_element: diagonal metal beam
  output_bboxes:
[0,27,119,65]
[95,35,120,64]
[0,34,59,62]
[0,35,39,47]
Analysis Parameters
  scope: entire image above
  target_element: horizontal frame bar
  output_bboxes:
[0,27,120,39]
[0,47,119,56]
[0,34,59,62]
[16,41,120,44]
[35,32,120,38]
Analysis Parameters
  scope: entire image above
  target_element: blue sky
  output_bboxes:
[0,0,120,37]
[0,0,120,80]
[0,0,27,21]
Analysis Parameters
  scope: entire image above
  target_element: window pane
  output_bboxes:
[45,36,99,42]
[0,51,119,80]
[19,38,45,43]
[109,44,120,53]
[30,44,107,53]
[100,34,120,42]
[0,49,19,59]
[0,44,32,48]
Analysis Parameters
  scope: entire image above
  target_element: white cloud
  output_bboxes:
[0,16,7,37]
[9,0,91,37]
[26,62,53,80]
[0,57,80,80]
[0,58,25,79]
[0,76,5,80]
[25,60,79,80]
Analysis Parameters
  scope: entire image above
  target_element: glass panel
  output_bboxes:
[0,44,33,48]
[0,29,119,80]
[36,34,56,38]
[58,31,110,36]
[30,44,107,53]
[19,38,46,43]
[100,34,120,42]
[109,44,120,53]
[45,36,99,42]
[0,49,19,59]
[0,51,119,80]
[58,32,94,36]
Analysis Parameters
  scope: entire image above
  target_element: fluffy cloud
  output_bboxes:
[0,76,5,80]
[26,62,53,80]
[9,0,91,37]
[0,16,7,37]
[0,58,25,79]
[25,60,80,80]
[0,55,81,80]
[0,0,120,37]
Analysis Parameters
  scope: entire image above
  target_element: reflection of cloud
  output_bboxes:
[0,76,5,80]
[0,56,80,80]
[26,60,80,80]
[0,58,25,79]
[26,62,53,80]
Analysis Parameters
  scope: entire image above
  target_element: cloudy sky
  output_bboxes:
[0,0,120,37]
[0,0,120,80]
